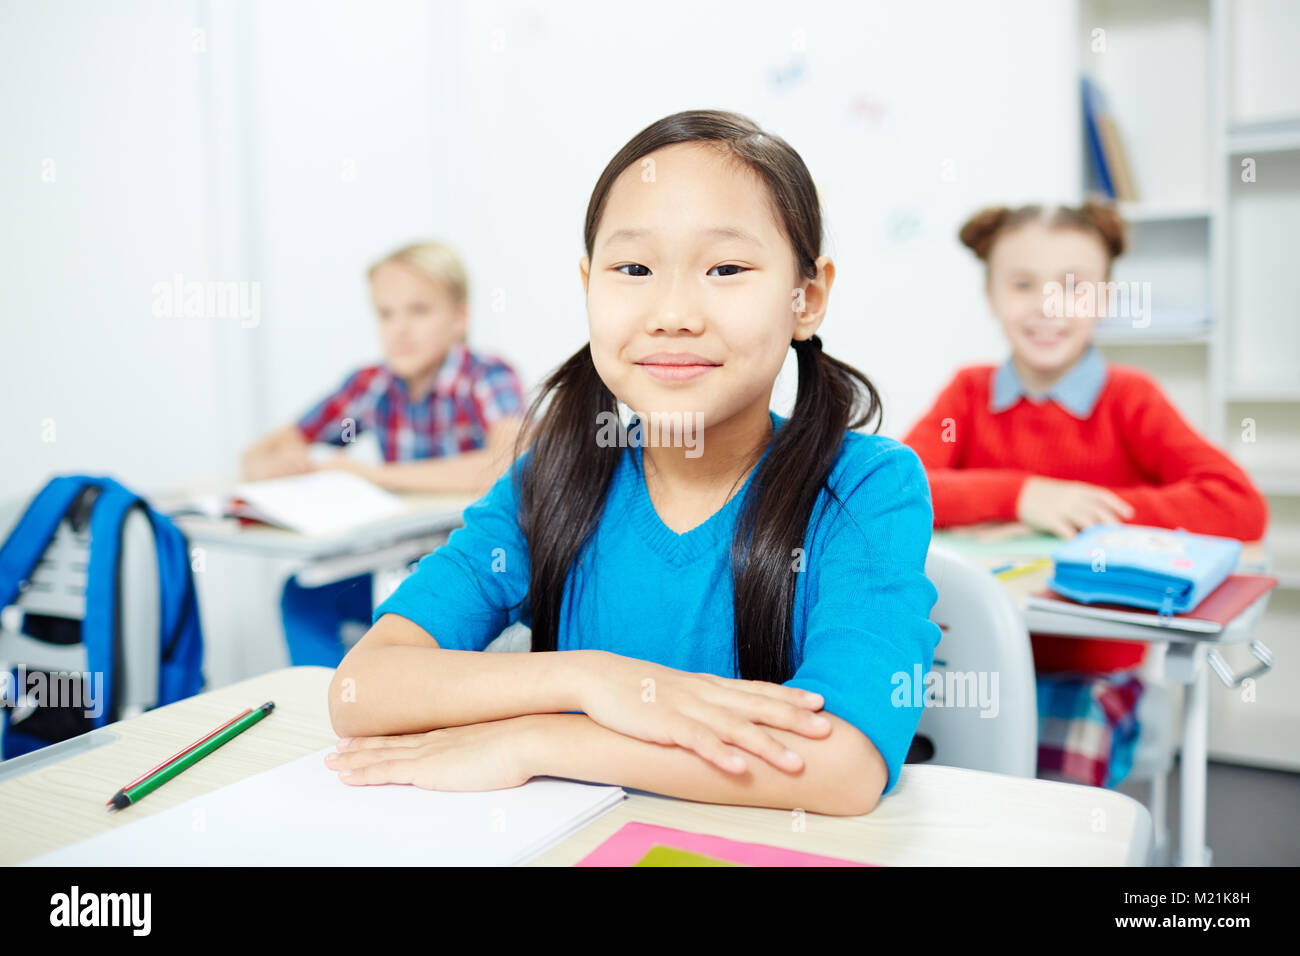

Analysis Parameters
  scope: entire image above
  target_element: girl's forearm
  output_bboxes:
[517,711,887,817]
[328,645,599,738]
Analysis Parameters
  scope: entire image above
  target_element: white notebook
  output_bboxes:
[26,748,625,866]
[231,471,405,536]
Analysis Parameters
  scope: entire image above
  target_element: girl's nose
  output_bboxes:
[652,310,705,335]
[651,282,705,333]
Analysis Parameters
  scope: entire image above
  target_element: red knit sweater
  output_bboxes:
[903,363,1269,673]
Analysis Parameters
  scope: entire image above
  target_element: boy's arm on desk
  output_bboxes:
[326,416,525,494]
[242,423,313,481]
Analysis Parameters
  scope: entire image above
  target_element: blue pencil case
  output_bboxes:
[1047,524,1241,616]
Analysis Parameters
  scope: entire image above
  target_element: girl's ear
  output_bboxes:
[793,256,834,340]
[578,256,591,294]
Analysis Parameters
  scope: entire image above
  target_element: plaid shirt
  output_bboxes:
[295,342,525,462]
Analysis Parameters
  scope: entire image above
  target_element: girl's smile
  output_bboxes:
[638,363,719,381]
[636,350,723,382]
[1013,320,1080,369]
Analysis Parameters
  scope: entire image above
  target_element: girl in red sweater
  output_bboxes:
[903,201,1268,787]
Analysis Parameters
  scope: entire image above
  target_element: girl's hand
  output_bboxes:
[1016,476,1135,538]
[325,718,534,791]
[576,651,830,775]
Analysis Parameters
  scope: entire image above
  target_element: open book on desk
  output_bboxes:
[173,471,406,537]
[25,748,626,866]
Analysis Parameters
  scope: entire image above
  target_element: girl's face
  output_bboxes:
[370,261,467,382]
[985,221,1111,379]
[581,141,823,431]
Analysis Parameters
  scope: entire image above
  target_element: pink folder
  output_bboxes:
[576,821,875,867]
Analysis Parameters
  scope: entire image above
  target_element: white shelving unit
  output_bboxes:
[1077,0,1300,772]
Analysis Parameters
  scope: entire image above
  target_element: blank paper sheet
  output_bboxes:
[27,747,625,866]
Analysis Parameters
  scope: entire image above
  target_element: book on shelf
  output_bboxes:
[1081,75,1139,202]
[1097,113,1138,201]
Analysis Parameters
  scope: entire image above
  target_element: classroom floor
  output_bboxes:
[1117,759,1300,866]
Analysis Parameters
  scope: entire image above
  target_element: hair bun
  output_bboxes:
[958,207,1011,260]
[1079,198,1127,258]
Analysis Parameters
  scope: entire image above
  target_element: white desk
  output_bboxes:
[934,527,1274,868]
[0,666,1151,866]
[162,483,479,605]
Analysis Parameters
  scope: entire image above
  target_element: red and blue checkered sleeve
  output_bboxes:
[295,368,372,445]
[471,357,526,431]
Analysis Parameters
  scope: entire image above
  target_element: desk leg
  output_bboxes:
[1177,643,1210,867]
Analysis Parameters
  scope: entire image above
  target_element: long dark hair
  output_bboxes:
[510,109,881,682]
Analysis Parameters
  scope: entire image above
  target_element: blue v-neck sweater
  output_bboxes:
[375,411,940,794]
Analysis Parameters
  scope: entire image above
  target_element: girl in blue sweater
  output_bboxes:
[325,110,940,816]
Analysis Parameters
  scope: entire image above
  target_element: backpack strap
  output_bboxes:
[0,477,94,611]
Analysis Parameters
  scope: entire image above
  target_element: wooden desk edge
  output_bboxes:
[1,666,1147,867]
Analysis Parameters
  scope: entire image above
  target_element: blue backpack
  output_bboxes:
[0,476,204,758]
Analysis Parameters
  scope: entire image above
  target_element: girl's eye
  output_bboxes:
[709,264,748,277]
[616,264,651,277]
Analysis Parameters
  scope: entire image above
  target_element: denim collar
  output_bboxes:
[990,345,1107,419]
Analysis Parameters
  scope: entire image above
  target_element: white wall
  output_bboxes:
[1,1,219,500]
[243,0,454,424]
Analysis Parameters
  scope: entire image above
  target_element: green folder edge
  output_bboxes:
[634,845,742,867]
[931,529,1061,558]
